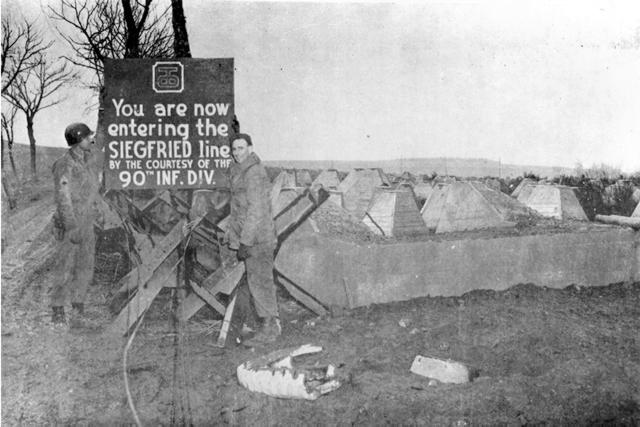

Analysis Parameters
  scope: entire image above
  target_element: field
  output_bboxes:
[1,150,639,425]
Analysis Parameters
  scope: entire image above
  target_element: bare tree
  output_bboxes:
[3,56,77,181]
[48,0,174,91]
[171,0,191,58]
[1,15,51,95]
[49,0,175,166]
[1,105,19,209]
[1,104,19,176]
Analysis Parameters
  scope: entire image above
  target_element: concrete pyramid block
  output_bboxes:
[420,183,449,229]
[272,170,296,190]
[327,190,345,208]
[363,187,428,237]
[470,182,535,221]
[420,181,537,233]
[311,169,341,191]
[270,171,297,212]
[337,168,391,219]
[517,184,588,221]
[295,169,312,187]
[436,182,515,233]
[511,178,536,198]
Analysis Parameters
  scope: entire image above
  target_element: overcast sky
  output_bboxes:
[3,0,640,172]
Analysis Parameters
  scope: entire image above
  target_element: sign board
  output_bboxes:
[103,58,234,190]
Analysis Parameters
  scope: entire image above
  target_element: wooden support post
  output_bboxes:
[216,293,237,348]
[188,280,226,315]
[108,219,191,336]
[595,214,640,229]
[178,191,317,321]
[107,254,182,336]
[178,263,245,322]
[112,219,186,296]
[141,190,172,212]
[117,250,179,295]
[110,188,322,337]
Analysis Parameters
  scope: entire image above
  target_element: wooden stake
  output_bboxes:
[216,293,237,348]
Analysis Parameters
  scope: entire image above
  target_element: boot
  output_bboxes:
[242,317,281,347]
[51,306,66,324]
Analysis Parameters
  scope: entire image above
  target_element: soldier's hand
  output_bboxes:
[68,228,82,244]
[237,243,251,261]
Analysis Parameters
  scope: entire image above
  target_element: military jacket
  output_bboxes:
[52,147,100,231]
[227,152,276,247]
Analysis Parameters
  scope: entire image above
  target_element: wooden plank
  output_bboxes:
[179,193,316,319]
[169,189,191,210]
[278,273,328,317]
[179,191,319,321]
[188,280,226,315]
[109,219,192,335]
[210,264,246,295]
[190,219,219,246]
[140,190,169,213]
[122,191,176,233]
[216,294,237,348]
[113,219,187,295]
[595,214,640,229]
[130,228,156,264]
[178,263,245,322]
[107,256,181,336]
[117,250,179,295]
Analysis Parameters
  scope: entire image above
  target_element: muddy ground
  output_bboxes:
[2,192,640,425]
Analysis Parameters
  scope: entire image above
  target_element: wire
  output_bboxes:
[109,187,195,425]
[123,304,148,427]
[123,228,193,426]
[103,193,145,426]
[171,231,195,426]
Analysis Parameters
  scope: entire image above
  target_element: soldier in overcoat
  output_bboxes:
[50,123,100,324]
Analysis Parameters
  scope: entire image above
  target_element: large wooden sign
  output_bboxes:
[103,58,234,190]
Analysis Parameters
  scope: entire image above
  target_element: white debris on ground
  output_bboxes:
[410,355,470,384]
[237,344,342,400]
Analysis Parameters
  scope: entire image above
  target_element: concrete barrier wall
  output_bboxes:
[276,229,357,307]
[276,226,640,309]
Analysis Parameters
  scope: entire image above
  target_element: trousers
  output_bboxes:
[50,222,95,307]
[245,242,278,318]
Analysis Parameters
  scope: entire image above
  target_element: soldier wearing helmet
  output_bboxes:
[50,122,100,325]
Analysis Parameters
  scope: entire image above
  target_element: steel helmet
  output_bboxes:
[64,122,93,146]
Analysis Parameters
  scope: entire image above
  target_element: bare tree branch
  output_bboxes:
[171,0,191,58]
[4,55,77,116]
[1,15,52,94]
[48,0,174,90]
[3,53,78,179]
[1,104,18,149]
[1,103,19,178]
